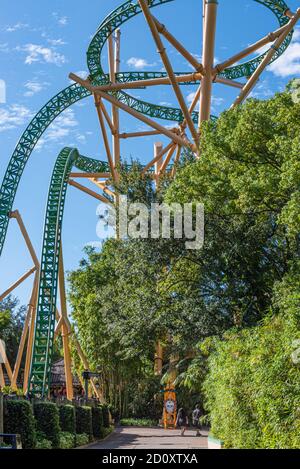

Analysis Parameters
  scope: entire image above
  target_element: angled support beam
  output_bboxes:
[199,0,218,125]
[9,210,39,268]
[69,172,111,179]
[98,98,116,134]
[119,130,162,139]
[23,273,39,393]
[232,9,300,108]
[90,72,202,92]
[214,22,291,75]
[108,32,121,172]
[138,0,199,147]
[11,275,38,389]
[142,141,175,174]
[152,16,204,74]
[154,142,164,186]
[70,73,193,149]
[215,77,244,89]
[94,95,117,182]
[0,267,36,302]
[89,179,116,198]
[69,179,113,205]
[159,144,177,175]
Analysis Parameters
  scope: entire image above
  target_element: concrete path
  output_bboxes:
[86,426,208,450]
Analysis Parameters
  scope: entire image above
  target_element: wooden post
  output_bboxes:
[108,31,121,173]
[58,246,74,401]
[0,340,13,384]
[199,0,218,124]
[154,342,163,376]
[0,365,5,388]
[138,0,199,146]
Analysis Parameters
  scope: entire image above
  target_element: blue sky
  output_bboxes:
[0,0,299,307]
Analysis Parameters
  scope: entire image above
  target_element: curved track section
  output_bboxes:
[87,0,292,82]
[29,149,109,397]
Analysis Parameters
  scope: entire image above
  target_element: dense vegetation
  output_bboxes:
[67,86,300,448]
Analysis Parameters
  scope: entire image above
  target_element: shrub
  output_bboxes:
[59,405,76,433]
[101,405,110,428]
[92,406,104,439]
[75,433,89,447]
[59,432,75,449]
[120,418,157,427]
[36,437,52,449]
[4,399,36,449]
[34,402,61,449]
[75,406,93,440]
[204,312,300,448]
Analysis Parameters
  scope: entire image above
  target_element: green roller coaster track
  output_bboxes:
[0,0,294,397]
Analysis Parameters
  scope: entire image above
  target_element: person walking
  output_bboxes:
[192,404,203,437]
[176,408,188,436]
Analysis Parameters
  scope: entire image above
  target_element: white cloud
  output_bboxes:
[267,27,300,78]
[127,57,156,69]
[0,104,33,132]
[5,22,28,33]
[35,108,78,150]
[47,38,66,46]
[0,43,9,53]
[58,17,68,26]
[17,43,66,66]
[24,80,49,97]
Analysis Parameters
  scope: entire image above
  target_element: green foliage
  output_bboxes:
[59,432,75,449]
[0,296,26,367]
[59,404,76,434]
[75,433,90,447]
[92,406,104,438]
[34,402,61,449]
[4,399,36,449]
[101,405,110,428]
[120,418,157,427]
[76,406,93,439]
[36,436,52,449]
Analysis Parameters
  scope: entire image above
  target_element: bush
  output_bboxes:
[92,406,104,439]
[204,311,300,448]
[4,399,36,449]
[120,418,157,427]
[101,405,110,428]
[34,402,61,449]
[76,406,93,440]
[59,432,75,449]
[36,437,52,449]
[59,405,76,433]
[75,433,90,447]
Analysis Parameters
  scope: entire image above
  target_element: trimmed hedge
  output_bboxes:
[34,402,61,449]
[76,406,93,440]
[92,406,104,438]
[4,400,36,449]
[101,405,110,428]
[59,404,76,433]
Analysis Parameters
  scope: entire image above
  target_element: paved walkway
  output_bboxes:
[86,426,208,450]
